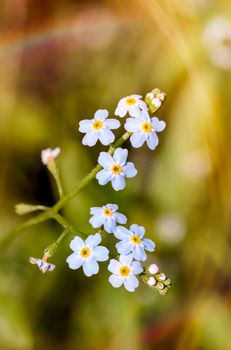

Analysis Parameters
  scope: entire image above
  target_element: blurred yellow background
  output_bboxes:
[1,0,231,349]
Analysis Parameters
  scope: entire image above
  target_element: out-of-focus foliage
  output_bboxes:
[0,0,231,349]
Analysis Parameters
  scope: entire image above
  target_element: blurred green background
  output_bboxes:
[1,0,231,349]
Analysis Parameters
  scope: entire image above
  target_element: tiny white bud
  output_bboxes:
[148,264,159,275]
[146,92,154,100]
[152,98,162,108]
[41,147,60,165]
[158,273,166,281]
[158,92,166,101]
[147,277,156,286]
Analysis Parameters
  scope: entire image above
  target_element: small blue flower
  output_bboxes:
[66,233,109,276]
[114,224,155,261]
[125,110,166,150]
[79,109,120,147]
[115,95,147,118]
[108,254,143,292]
[96,148,137,191]
[90,204,127,233]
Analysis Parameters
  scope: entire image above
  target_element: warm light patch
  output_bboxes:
[80,247,91,258]
[119,265,130,276]
[141,122,152,133]
[103,208,113,217]
[92,120,103,130]
[130,235,141,245]
[126,97,136,106]
[111,164,122,175]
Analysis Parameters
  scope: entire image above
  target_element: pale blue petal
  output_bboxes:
[90,207,102,215]
[82,131,99,147]
[98,152,114,168]
[124,118,141,132]
[66,253,83,270]
[79,119,92,133]
[109,274,124,288]
[129,106,142,118]
[124,275,139,292]
[130,132,146,148]
[70,236,84,251]
[130,224,145,237]
[147,132,159,150]
[131,261,143,275]
[115,213,127,224]
[115,106,127,118]
[111,175,126,191]
[123,162,137,178]
[106,204,118,211]
[83,259,99,276]
[99,129,115,145]
[132,245,147,261]
[96,169,112,185]
[120,254,133,266]
[104,218,116,233]
[104,119,120,129]
[140,110,150,121]
[85,233,102,247]
[113,148,128,165]
[94,109,108,121]
[139,100,148,110]
[108,259,120,273]
[116,241,132,255]
[151,117,166,132]
[142,238,155,252]
[114,226,130,240]
[93,246,109,261]
[89,215,105,228]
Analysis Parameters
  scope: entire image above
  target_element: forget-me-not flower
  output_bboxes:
[79,109,120,147]
[114,224,155,261]
[115,94,147,118]
[29,257,56,273]
[41,147,60,165]
[125,110,166,150]
[66,233,109,276]
[108,254,143,292]
[89,204,127,233]
[96,148,137,191]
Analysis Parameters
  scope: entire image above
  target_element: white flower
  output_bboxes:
[148,264,159,275]
[115,94,147,118]
[79,109,120,146]
[89,204,127,233]
[108,254,143,292]
[29,257,56,273]
[125,110,166,150]
[203,17,231,69]
[41,147,60,165]
[115,224,155,261]
[66,233,109,277]
[147,276,156,286]
[96,148,137,191]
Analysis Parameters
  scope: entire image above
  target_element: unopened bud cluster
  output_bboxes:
[142,263,171,295]
[145,88,166,113]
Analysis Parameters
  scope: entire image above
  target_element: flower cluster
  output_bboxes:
[142,263,172,295]
[78,92,166,191]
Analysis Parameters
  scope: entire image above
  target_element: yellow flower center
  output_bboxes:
[119,266,130,276]
[111,164,122,175]
[126,97,136,106]
[141,122,152,133]
[130,235,141,245]
[80,247,91,258]
[92,120,103,130]
[103,208,113,217]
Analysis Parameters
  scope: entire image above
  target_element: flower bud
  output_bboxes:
[148,264,159,275]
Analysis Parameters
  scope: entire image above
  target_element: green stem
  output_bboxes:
[44,229,68,258]
[51,211,87,238]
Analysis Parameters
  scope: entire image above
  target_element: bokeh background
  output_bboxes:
[1,0,231,349]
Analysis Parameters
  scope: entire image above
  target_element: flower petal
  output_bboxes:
[96,169,112,185]
[99,129,115,145]
[124,118,141,132]
[113,148,128,165]
[106,204,118,211]
[124,275,139,292]
[94,109,108,121]
[70,236,84,251]
[114,226,130,240]
[82,131,99,147]
[89,215,105,228]
[115,106,127,118]
[131,261,143,275]
[115,213,127,224]
[85,233,102,247]
[132,245,147,261]
[142,238,155,252]
[79,119,92,133]
[123,162,137,178]
[93,246,109,261]
[66,253,83,270]
[147,132,159,150]
[111,175,126,191]
[151,117,166,132]
[98,152,114,168]
[130,224,145,237]
[119,254,133,266]
[116,241,132,255]
[90,207,102,215]
[109,274,124,288]
[83,259,99,276]
[104,218,116,233]
[130,132,146,148]
[108,259,121,273]
[104,119,120,129]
